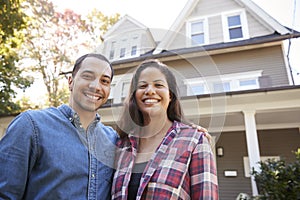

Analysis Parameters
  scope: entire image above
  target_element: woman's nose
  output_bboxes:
[144,85,156,95]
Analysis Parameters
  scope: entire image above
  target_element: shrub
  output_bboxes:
[251,149,300,200]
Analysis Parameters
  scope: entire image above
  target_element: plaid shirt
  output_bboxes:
[112,121,218,200]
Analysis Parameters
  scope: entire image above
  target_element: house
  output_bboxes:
[98,0,300,199]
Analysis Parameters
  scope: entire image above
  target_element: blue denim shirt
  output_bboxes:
[0,104,118,200]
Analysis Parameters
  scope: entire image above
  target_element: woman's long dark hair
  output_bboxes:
[117,59,186,138]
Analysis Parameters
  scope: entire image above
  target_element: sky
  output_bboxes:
[19,0,300,106]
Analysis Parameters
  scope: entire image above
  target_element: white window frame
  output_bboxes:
[222,9,249,42]
[187,17,209,46]
[184,70,262,96]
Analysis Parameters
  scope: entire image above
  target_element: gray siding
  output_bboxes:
[164,45,290,87]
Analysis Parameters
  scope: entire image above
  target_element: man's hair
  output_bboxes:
[72,53,114,80]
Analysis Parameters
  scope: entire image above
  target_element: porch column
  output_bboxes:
[243,109,260,196]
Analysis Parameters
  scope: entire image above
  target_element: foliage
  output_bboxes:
[251,150,300,200]
[0,0,33,114]
[19,0,120,107]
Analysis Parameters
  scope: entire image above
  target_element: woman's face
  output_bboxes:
[135,67,171,119]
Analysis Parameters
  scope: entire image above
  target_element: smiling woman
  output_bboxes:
[112,59,219,200]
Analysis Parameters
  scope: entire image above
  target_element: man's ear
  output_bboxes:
[68,76,73,91]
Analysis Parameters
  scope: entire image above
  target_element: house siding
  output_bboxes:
[215,128,300,200]
[163,45,289,88]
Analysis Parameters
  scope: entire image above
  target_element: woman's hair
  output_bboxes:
[117,59,186,138]
[72,53,114,80]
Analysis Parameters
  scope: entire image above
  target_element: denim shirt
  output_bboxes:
[0,104,118,200]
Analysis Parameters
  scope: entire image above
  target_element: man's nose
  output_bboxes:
[89,80,102,90]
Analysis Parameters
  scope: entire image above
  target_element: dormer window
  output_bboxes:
[131,45,137,56]
[187,18,208,46]
[109,41,116,60]
[228,15,243,39]
[120,47,126,58]
[119,38,127,58]
[222,10,249,42]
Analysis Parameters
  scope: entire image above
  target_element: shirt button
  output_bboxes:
[92,174,95,178]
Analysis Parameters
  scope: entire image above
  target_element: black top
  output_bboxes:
[128,162,147,200]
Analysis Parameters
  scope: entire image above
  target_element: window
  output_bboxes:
[188,18,208,46]
[185,70,262,96]
[227,15,243,39]
[131,45,137,56]
[119,38,127,58]
[222,10,249,42]
[121,82,130,97]
[109,41,116,60]
[191,21,205,45]
[213,82,230,93]
[120,48,126,58]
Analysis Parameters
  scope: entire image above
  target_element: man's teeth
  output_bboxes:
[86,94,99,100]
[144,99,158,103]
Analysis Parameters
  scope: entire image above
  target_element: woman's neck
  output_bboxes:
[137,116,172,154]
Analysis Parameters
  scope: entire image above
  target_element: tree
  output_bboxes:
[20,0,120,107]
[0,0,33,114]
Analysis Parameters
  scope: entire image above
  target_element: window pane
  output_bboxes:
[120,48,126,58]
[109,50,114,60]
[191,33,204,45]
[228,15,241,27]
[191,21,204,33]
[214,82,230,93]
[122,82,130,97]
[190,85,204,95]
[131,46,137,56]
[229,27,243,39]
[239,79,257,86]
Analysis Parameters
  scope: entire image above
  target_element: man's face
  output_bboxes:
[68,57,112,114]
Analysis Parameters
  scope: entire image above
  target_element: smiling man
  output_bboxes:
[0,53,119,200]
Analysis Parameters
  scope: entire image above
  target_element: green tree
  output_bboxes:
[0,0,33,114]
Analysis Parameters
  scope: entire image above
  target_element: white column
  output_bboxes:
[243,109,260,196]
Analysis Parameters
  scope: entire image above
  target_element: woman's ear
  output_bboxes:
[68,76,73,91]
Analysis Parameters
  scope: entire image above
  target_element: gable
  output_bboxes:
[154,0,292,54]
[100,15,156,61]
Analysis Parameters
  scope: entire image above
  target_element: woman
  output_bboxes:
[112,59,218,199]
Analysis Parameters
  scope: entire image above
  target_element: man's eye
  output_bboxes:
[82,74,93,79]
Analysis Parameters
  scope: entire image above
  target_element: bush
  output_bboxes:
[251,150,300,200]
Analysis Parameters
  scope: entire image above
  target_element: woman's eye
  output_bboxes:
[101,79,110,85]
[155,83,164,87]
[138,84,147,89]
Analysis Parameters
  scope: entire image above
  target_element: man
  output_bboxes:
[0,53,118,199]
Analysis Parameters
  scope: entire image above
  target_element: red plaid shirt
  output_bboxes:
[112,121,218,200]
